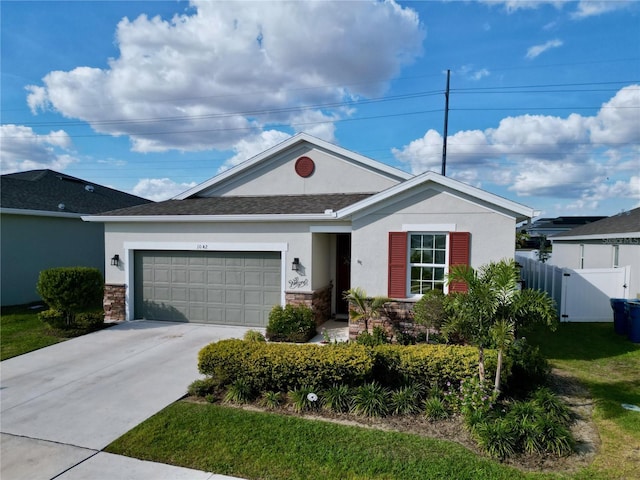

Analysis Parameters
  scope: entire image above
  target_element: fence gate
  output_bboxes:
[516,256,630,322]
[560,267,629,322]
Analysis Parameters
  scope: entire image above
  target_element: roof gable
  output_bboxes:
[175,133,412,199]
[336,171,536,222]
[1,169,151,215]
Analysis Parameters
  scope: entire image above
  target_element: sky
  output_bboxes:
[1,0,639,219]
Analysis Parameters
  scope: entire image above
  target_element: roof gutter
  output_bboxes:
[82,212,339,223]
[1,207,85,219]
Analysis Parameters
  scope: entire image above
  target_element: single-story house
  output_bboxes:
[1,169,151,306]
[550,207,640,300]
[84,133,536,329]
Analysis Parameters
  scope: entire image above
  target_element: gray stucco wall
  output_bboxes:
[1,214,105,306]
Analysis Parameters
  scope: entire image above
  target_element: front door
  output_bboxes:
[335,234,351,316]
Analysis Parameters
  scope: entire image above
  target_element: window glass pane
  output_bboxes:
[411,267,422,281]
[424,234,434,248]
[435,250,446,264]
[410,281,422,294]
[434,268,445,281]
[434,283,444,292]
[435,235,446,249]
[423,250,433,264]
[411,235,422,249]
[410,250,421,263]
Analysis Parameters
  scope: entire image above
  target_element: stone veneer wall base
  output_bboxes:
[104,284,126,322]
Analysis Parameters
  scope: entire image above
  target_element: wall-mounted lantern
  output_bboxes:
[111,254,120,267]
[291,257,300,272]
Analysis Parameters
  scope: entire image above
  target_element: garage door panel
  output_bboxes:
[135,250,281,326]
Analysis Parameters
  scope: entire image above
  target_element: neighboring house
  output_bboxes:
[1,169,151,306]
[550,207,640,300]
[84,133,536,327]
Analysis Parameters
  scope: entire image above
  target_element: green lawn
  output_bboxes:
[526,322,640,479]
[0,304,67,360]
[107,401,561,480]
[107,321,639,480]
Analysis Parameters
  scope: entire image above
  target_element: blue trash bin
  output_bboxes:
[628,301,640,344]
[610,298,628,335]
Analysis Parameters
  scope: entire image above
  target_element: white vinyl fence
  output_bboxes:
[516,256,630,322]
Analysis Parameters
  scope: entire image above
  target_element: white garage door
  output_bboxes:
[134,251,281,326]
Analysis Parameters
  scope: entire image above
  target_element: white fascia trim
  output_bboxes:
[551,232,640,242]
[83,213,338,223]
[2,207,84,219]
[336,171,536,220]
[123,241,289,252]
[310,225,352,233]
[402,224,456,232]
[173,133,412,200]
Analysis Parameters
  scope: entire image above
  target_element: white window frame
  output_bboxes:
[406,232,449,297]
[613,244,620,268]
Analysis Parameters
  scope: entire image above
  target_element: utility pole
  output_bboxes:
[441,69,450,176]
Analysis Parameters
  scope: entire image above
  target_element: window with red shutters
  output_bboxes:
[388,232,407,298]
[387,231,471,296]
[448,231,471,293]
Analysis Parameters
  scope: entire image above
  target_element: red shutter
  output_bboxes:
[448,232,471,293]
[388,232,408,298]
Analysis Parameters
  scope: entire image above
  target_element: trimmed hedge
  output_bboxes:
[198,340,374,392]
[197,340,507,393]
[37,267,104,313]
[266,304,316,343]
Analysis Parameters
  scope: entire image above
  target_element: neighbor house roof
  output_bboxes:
[1,169,151,217]
[551,207,640,240]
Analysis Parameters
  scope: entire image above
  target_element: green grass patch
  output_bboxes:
[0,304,67,360]
[106,402,551,480]
[526,322,640,479]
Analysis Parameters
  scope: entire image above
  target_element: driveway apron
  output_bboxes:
[0,321,252,480]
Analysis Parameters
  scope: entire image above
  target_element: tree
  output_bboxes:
[444,259,557,392]
[343,287,390,333]
[413,289,446,343]
[536,235,552,263]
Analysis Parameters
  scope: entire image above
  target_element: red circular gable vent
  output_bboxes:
[295,156,315,178]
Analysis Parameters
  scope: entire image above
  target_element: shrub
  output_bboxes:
[188,377,219,397]
[474,419,517,459]
[266,304,316,343]
[356,326,390,346]
[37,267,104,314]
[390,384,423,415]
[198,340,374,392]
[351,382,390,417]
[224,379,255,404]
[503,337,551,397]
[261,391,284,409]
[38,309,68,330]
[531,387,572,425]
[372,344,507,390]
[39,308,104,333]
[243,329,266,342]
[289,386,320,413]
[458,376,498,417]
[423,396,449,420]
[322,384,352,413]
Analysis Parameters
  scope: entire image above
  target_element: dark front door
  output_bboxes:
[335,233,351,316]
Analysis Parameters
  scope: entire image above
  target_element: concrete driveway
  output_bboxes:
[0,321,252,480]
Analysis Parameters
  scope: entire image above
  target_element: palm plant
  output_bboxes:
[445,259,557,392]
[343,287,390,333]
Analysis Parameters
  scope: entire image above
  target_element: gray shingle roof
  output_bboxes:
[1,169,151,214]
[551,207,640,238]
[96,193,374,216]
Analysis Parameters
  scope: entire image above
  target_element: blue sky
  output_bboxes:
[1,0,638,218]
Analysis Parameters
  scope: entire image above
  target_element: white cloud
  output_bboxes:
[393,85,640,206]
[219,130,291,172]
[526,39,563,59]
[572,0,634,18]
[456,65,491,81]
[0,124,76,173]
[131,178,197,201]
[26,1,424,154]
